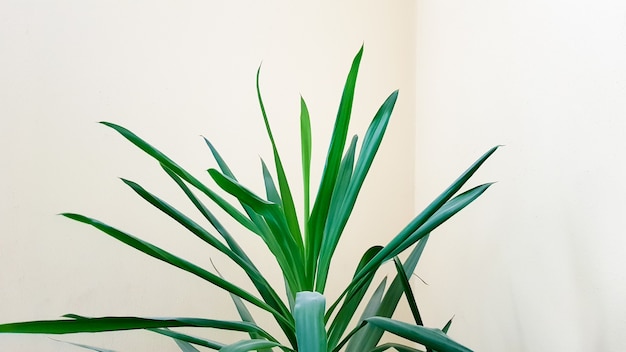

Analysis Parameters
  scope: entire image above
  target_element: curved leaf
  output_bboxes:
[365,317,472,352]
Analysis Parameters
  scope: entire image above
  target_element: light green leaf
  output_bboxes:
[294,292,327,352]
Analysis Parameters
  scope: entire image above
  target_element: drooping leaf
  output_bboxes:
[161,164,294,344]
[60,213,291,328]
[100,122,257,234]
[151,328,223,350]
[0,316,274,339]
[365,317,472,352]
[208,168,306,294]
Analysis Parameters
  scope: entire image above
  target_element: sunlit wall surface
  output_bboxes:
[415,1,626,351]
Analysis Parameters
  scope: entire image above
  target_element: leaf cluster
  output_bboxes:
[0,47,497,352]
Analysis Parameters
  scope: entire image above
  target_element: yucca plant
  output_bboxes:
[0,47,497,352]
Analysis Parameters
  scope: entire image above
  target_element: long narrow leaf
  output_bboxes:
[160,164,295,343]
[0,317,274,339]
[392,257,423,326]
[60,213,291,328]
[300,96,312,276]
[329,147,498,319]
[220,339,290,352]
[346,235,430,352]
[256,67,303,249]
[203,137,273,243]
[150,328,223,350]
[326,245,381,350]
[212,262,274,352]
[173,339,202,352]
[308,46,363,286]
[209,169,306,293]
[100,122,257,234]
[315,135,358,292]
[316,91,397,293]
[365,317,472,352]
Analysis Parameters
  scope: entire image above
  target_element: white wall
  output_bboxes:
[415,1,626,351]
[0,1,416,351]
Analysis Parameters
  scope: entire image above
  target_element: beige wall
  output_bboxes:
[0,1,416,351]
[415,1,626,351]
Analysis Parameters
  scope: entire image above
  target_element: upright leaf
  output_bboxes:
[256,67,303,250]
[308,46,363,287]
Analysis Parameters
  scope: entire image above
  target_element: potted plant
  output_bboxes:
[0,47,497,352]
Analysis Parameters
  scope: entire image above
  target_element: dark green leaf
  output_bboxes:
[365,317,472,352]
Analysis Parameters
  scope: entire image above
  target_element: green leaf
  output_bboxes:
[326,245,381,350]
[220,339,290,352]
[208,168,306,294]
[60,213,291,328]
[151,328,223,350]
[100,122,257,234]
[256,67,303,250]
[173,339,202,352]
[0,316,274,339]
[369,343,425,352]
[442,316,454,334]
[392,257,423,326]
[346,235,430,352]
[308,46,363,286]
[212,262,275,352]
[365,317,472,352]
[330,147,498,319]
[261,158,283,205]
[300,96,312,269]
[294,292,327,352]
[161,165,295,344]
[332,277,386,352]
[315,135,358,292]
[317,90,398,293]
